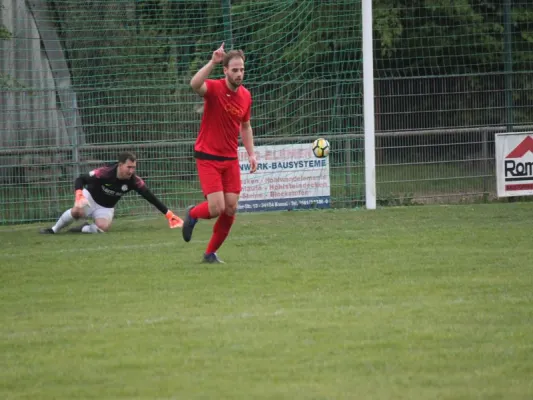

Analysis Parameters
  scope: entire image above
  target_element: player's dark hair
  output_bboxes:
[118,151,136,164]
[223,50,245,67]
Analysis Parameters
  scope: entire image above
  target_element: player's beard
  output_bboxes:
[227,76,242,90]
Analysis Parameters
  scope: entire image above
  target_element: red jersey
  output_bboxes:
[194,78,252,159]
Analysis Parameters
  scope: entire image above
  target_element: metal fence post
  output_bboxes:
[221,0,233,49]
[482,128,489,203]
[345,136,352,207]
[504,0,513,132]
[72,92,80,179]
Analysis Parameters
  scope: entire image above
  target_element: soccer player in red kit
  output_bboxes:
[183,43,258,263]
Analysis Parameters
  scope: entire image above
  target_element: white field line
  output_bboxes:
[0,215,166,233]
[0,208,333,233]
[0,234,264,259]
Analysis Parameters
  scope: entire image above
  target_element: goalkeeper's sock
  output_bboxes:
[206,212,235,254]
[52,209,75,233]
[81,224,103,233]
[190,201,212,219]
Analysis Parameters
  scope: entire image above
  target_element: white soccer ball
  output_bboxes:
[312,138,330,158]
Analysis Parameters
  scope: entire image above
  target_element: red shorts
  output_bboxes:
[196,159,242,196]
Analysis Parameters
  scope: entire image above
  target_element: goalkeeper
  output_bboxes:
[39,152,183,234]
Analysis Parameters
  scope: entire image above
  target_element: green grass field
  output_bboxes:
[1,204,533,399]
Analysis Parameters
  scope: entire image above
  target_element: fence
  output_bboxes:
[1,0,532,224]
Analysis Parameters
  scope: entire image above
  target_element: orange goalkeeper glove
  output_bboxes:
[74,189,88,208]
[165,210,183,229]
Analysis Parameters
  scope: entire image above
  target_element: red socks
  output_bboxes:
[190,201,211,219]
[206,213,235,254]
[190,202,235,253]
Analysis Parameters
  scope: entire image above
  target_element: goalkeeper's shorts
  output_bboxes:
[82,189,115,221]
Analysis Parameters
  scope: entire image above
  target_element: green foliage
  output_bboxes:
[373,0,522,75]
[377,192,420,207]
[0,26,11,39]
[0,3,10,39]
[39,0,533,141]
[0,75,26,90]
[0,15,13,89]
[373,1,403,57]
[372,0,533,127]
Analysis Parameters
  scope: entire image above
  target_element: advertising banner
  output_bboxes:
[238,144,331,212]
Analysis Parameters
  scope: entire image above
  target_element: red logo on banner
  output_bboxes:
[506,136,533,158]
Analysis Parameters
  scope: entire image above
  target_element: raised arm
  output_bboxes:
[190,43,225,97]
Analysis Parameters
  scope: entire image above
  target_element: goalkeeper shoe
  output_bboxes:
[39,227,55,234]
[202,252,225,264]
[182,205,198,243]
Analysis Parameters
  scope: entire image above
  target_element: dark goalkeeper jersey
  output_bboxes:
[74,164,167,213]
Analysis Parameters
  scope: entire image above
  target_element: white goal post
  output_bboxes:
[362,0,376,210]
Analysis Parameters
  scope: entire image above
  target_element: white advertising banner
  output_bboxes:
[495,132,533,197]
[238,143,331,212]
